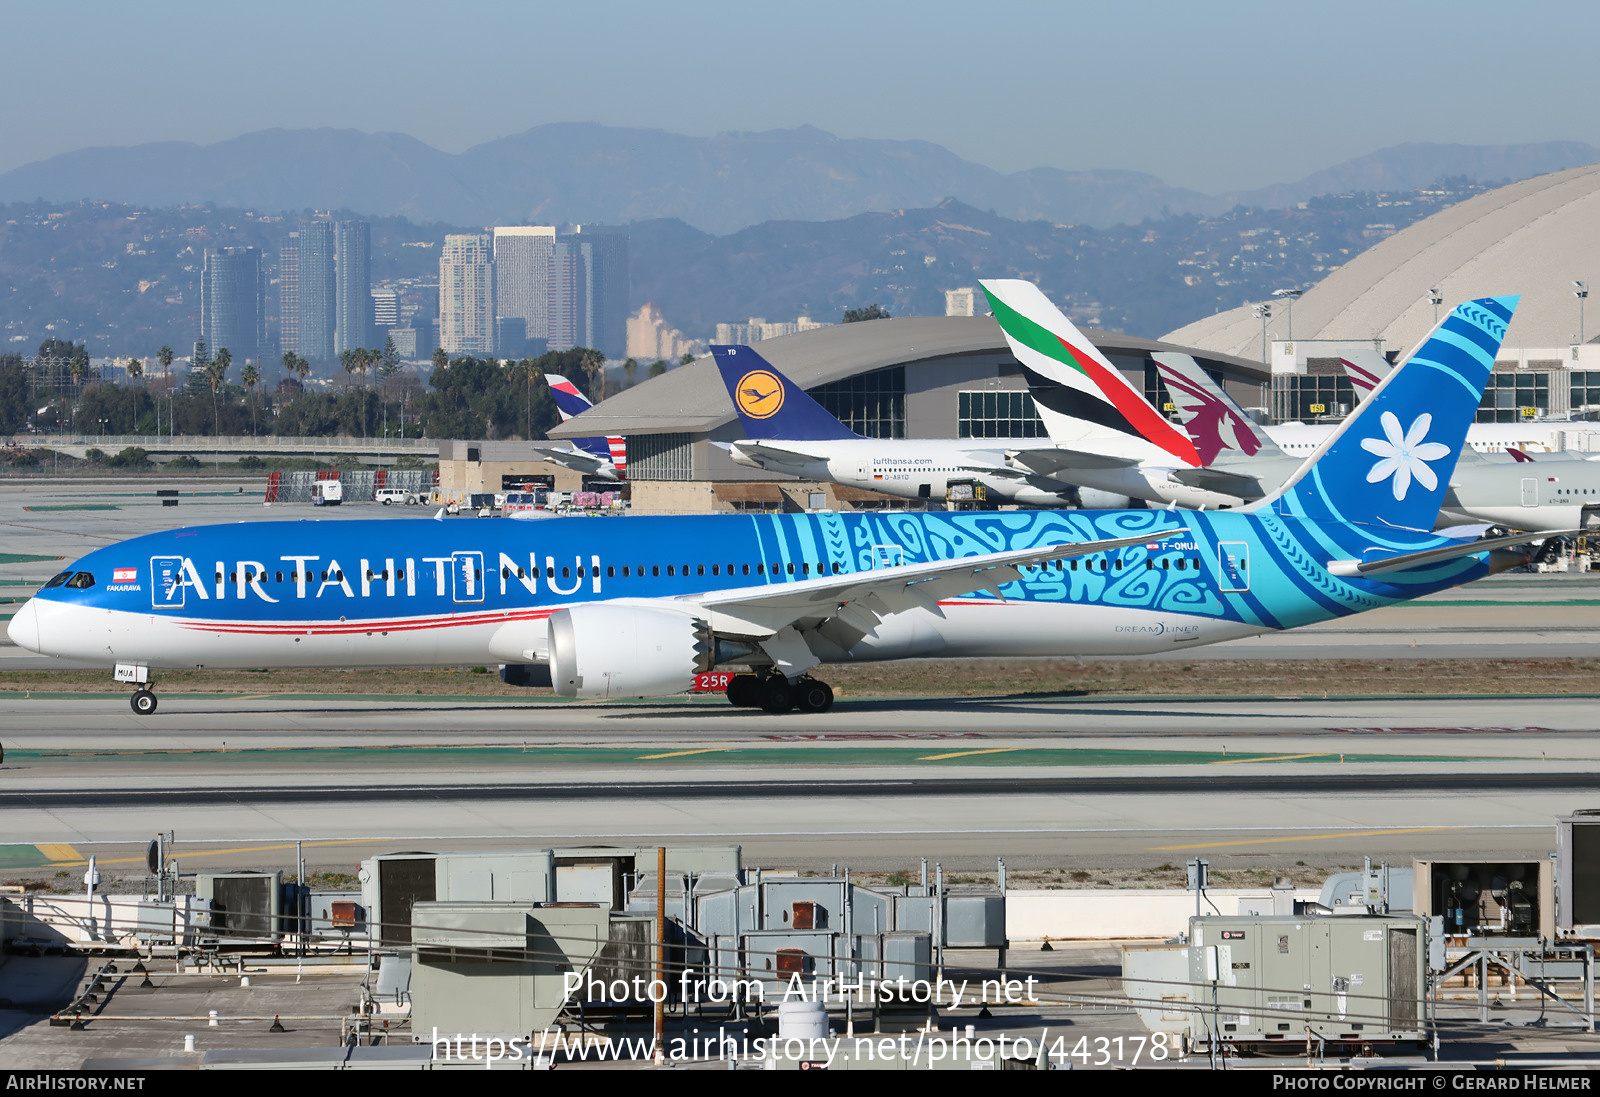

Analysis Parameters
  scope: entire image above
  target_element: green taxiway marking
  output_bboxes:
[0,845,52,869]
[0,553,65,564]
[6,745,1486,768]
[22,504,121,512]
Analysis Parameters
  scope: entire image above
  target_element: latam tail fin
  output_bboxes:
[1254,296,1518,531]
[981,279,1200,467]
[1151,352,1285,463]
[711,345,857,441]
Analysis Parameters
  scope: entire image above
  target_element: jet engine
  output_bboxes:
[1076,487,1135,510]
[547,604,751,700]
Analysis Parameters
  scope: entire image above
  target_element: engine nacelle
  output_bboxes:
[548,603,715,700]
[1077,488,1135,510]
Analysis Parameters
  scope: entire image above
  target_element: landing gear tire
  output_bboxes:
[759,677,795,715]
[131,689,158,716]
[726,673,761,708]
[793,678,834,714]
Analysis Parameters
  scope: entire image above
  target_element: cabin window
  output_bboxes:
[652,566,660,577]
[742,564,750,576]
[802,563,811,575]
[562,567,571,579]
[667,566,674,576]
[833,563,842,574]
[607,567,615,578]
[697,565,705,576]
[546,566,554,578]
[787,563,795,575]
[1115,560,1123,571]
[398,570,406,580]
[711,565,720,576]
[577,566,585,578]
[516,568,524,579]
[501,566,509,579]
[275,571,283,583]
[320,570,328,581]
[756,563,764,575]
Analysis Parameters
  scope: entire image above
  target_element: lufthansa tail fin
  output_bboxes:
[711,345,857,441]
[1253,296,1518,531]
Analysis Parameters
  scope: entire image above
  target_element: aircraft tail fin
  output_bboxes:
[711,345,857,440]
[1339,349,1391,402]
[1152,352,1285,463]
[544,375,623,470]
[981,279,1200,467]
[1252,296,1518,531]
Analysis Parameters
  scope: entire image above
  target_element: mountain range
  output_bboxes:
[0,124,1593,234]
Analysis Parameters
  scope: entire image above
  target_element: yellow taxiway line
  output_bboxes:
[1151,827,1457,852]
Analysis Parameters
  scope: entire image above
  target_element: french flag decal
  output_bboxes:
[113,567,138,583]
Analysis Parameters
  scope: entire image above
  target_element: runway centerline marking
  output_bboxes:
[917,748,1024,761]
[1150,826,1459,851]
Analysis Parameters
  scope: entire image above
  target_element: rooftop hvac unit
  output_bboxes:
[1414,859,1553,939]
[1176,914,1428,1049]
[196,871,282,939]
[1558,812,1600,936]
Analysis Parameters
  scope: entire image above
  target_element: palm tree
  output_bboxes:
[622,357,638,389]
[431,347,449,371]
[580,348,606,402]
[207,348,231,438]
[157,345,174,440]
[241,360,260,437]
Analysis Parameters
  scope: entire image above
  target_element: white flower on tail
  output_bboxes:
[1360,411,1451,501]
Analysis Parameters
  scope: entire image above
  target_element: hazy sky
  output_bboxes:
[5,0,1597,192]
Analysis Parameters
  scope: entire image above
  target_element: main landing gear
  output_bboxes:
[725,672,834,715]
[130,689,158,716]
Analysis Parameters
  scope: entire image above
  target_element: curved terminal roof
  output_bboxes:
[1165,163,1600,360]
[550,314,1267,438]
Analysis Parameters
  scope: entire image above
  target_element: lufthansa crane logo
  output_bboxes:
[735,369,785,420]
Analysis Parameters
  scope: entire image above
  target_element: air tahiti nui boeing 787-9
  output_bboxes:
[8,294,1559,716]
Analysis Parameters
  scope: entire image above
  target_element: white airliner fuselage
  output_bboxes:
[725,437,1130,508]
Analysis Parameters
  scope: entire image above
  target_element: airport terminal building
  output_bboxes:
[467,315,1269,513]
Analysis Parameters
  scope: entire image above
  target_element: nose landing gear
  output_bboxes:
[130,689,158,716]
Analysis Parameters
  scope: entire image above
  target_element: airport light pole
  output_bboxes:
[1272,288,1303,340]
[1253,303,1272,365]
[1429,288,1443,326]
[1576,281,1589,344]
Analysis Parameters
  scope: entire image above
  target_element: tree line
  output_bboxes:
[0,339,632,443]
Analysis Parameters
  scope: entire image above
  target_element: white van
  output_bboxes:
[376,488,418,505]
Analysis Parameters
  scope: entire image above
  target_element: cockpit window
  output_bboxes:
[42,571,73,589]
[65,572,96,589]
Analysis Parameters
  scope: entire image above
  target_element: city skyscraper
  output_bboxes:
[335,219,371,354]
[492,226,555,341]
[199,246,264,362]
[279,234,301,357]
[439,234,495,355]
[290,220,336,362]
[547,226,629,359]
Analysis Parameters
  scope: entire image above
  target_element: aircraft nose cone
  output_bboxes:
[7,599,40,652]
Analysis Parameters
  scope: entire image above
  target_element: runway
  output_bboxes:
[1,693,1597,874]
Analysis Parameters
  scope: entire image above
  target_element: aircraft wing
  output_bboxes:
[1327,528,1582,577]
[679,527,1189,649]
[728,441,823,468]
[1007,447,1140,477]
[1167,466,1267,499]
[529,445,611,477]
